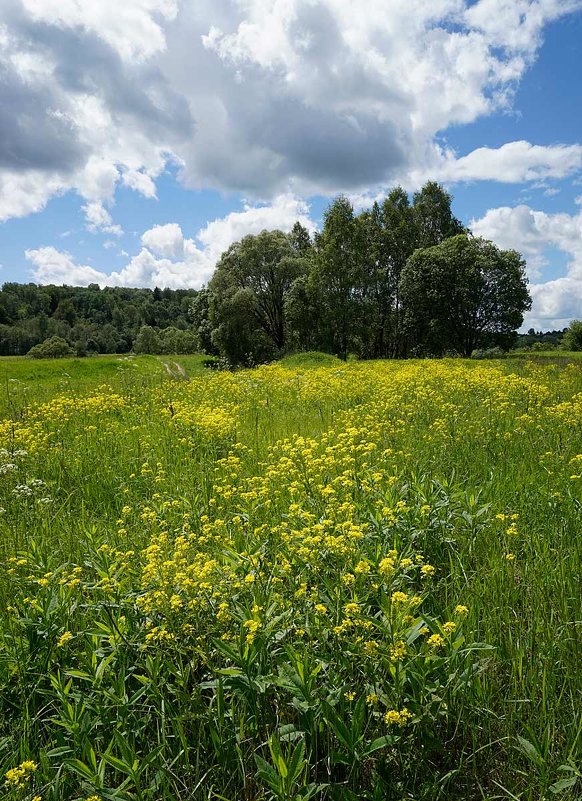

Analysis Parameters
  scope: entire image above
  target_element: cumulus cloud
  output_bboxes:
[0,0,191,222]
[425,141,582,186]
[2,0,582,226]
[26,194,315,289]
[25,246,109,285]
[471,204,582,328]
[82,201,123,236]
[141,223,185,259]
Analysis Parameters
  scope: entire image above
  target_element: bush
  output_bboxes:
[562,320,582,351]
[133,325,161,355]
[531,341,553,352]
[471,346,505,360]
[26,336,74,359]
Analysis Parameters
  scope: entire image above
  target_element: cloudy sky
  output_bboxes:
[1,0,582,329]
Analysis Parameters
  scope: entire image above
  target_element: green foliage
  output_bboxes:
[208,183,528,365]
[401,234,531,356]
[562,320,582,351]
[412,181,466,248]
[2,183,534,367]
[208,228,311,365]
[307,195,364,360]
[470,346,505,359]
[26,335,74,359]
[132,325,198,355]
[0,284,200,356]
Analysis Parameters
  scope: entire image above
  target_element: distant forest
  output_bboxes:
[0,284,198,356]
[0,182,569,362]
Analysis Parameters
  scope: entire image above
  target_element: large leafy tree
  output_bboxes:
[209,228,309,363]
[355,188,418,358]
[400,234,532,356]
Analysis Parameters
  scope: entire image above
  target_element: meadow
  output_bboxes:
[0,353,580,801]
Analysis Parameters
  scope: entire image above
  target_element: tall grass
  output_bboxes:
[0,356,580,800]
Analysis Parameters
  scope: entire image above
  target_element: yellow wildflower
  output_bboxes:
[427,634,445,650]
[384,708,412,726]
[57,631,73,647]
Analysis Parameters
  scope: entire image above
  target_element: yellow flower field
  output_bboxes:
[0,356,580,800]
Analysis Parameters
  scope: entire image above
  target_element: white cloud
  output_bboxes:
[141,223,185,259]
[0,1,190,223]
[471,204,582,328]
[26,194,315,289]
[1,0,582,227]
[82,202,123,236]
[197,194,315,256]
[424,141,582,186]
[25,246,109,285]
[21,0,178,62]
[122,169,158,198]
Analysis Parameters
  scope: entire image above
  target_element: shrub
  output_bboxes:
[561,320,582,351]
[26,336,74,359]
[471,346,504,360]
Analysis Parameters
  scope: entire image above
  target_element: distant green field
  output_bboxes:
[507,349,582,361]
[0,354,208,418]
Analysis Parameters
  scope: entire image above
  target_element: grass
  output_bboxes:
[0,355,580,801]
[506,350,582,363]
[0,354,209,417]
[278,351,343,368]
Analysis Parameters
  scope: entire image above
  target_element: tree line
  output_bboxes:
[1,182,533,361]
[0,284,199,356]
[197,182,531,363]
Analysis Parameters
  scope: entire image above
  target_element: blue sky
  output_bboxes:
[1,0,582,329]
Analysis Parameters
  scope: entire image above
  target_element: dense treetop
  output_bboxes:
[0,283,198,356]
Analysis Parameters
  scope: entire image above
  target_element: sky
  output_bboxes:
[1,0,582,330]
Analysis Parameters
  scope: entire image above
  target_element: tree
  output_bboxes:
[210,286,275,366]
[400,234,532,356]
[562,320,582,351]
[188,288,214,354]
[27,336,74,359]
[158,326,198,354]
[285,274,320,352]
[209,229,308,362]
[53,298,76,325]
[288,221,312,255]
[309,196,363,360]
[133,325,161,354]
[380,188,418,356]
[412,182,465,249]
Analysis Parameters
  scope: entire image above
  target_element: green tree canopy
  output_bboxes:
[412,181,466,248]
[208,228,310,363]
[309,196,364,360]
[400,234,532,356]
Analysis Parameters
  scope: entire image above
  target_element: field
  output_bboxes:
[0,354,580,801]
